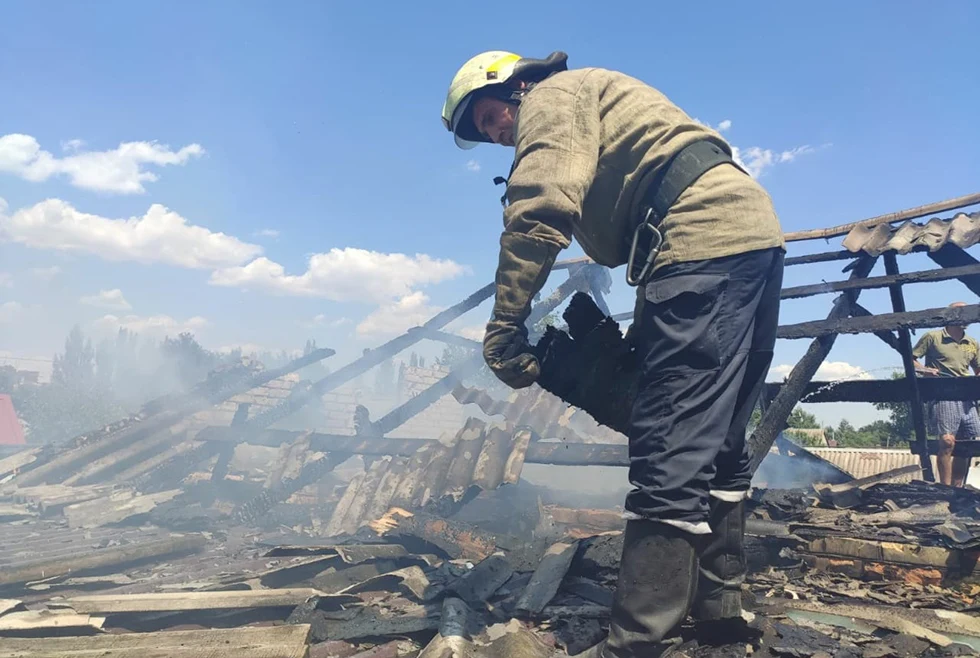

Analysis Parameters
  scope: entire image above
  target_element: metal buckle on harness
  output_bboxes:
[626,207,663,286]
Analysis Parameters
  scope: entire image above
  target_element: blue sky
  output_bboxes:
[2,1,979,427]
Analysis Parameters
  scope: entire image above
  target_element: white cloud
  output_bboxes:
[92,313,209,339]
[732,144,821,179]
[61,139,86,153]
[30,266,62,281]
[0,272,11,288]
[254,228,280,239]
[356,292,443,337]
[301,313,351,329]
[0,133,204,194]
[209,248,468,303]
[1,199,261,269]
[690,119,824,179]
[0,301,24,323]
[80,288,132,311]
[466,159,481,172]
[769,360,872,382]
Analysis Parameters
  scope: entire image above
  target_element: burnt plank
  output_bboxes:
[784,250,856,267]
[0,625,311,658]
[63,588,327,614]
[0,534,206,588]
[515,541,579,616]
[764,376,980,403]
[242,282,496,433]
[883,253,932,479]
[776,302,980,340]
[780,263,980,300]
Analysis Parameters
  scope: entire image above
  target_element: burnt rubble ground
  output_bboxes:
[3,473,980,657]
[3,353,980,656]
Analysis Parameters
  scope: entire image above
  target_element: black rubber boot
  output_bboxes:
[692,497,746,621]
[600,520,700,658]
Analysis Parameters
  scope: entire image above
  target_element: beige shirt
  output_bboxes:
[913,328,980,378]
[503,67,785,270]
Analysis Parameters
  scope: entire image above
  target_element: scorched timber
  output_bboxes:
[779,262,980,300]
[0,534,206,587]
[764,376,980,403]
[776,302,980,339]
[0,625,312,658]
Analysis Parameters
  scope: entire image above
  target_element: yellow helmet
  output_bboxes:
[441,51,523,150]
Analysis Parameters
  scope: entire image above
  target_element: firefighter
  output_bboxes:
[441,51,785,657]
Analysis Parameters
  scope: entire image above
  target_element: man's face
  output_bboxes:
[471,96,517,147]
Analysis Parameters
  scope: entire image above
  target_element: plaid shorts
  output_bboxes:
[931,400,980,438]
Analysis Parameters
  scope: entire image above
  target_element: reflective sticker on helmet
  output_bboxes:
[486,53,521,74]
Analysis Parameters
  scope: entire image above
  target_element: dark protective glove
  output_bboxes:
[483,231,561,389]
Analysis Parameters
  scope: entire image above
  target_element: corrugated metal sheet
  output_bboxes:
[805,448,940,482]
[452,384,626,444]
[322,417,531,537]
[842,211,980,256]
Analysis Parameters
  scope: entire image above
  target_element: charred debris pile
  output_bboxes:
[4,366,980,656]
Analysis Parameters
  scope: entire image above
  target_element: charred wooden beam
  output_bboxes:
[926,244,980,296]
[406,327,481,349]
[748,256,878,474]
[0,534,206,587]
[241,282,496,433]
[372,269,592,437]
[780,263,980,300]
[883,252,933,480]
[784,250,856,267]
[776,302,980,340]
[783,192,980,242]
[764,375,980,403]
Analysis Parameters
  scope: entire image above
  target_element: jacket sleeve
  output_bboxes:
[502,75,601,248]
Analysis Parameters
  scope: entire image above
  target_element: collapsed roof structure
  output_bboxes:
[3,192,980,656]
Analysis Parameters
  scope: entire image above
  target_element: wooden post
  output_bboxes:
[883,252,935,482]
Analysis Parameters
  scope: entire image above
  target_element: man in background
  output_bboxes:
[912,301,980,487]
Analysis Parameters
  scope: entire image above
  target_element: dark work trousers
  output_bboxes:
[625,247,784,528]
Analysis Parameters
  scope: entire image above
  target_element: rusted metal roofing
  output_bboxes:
[842,211,980,256]
[322,418,531,537]
[805,448,940,482]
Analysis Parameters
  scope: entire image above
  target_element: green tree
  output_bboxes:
[787,406,820,429]
[159,332,218,389]
[51,325,95,389]
[872,371,917,447]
